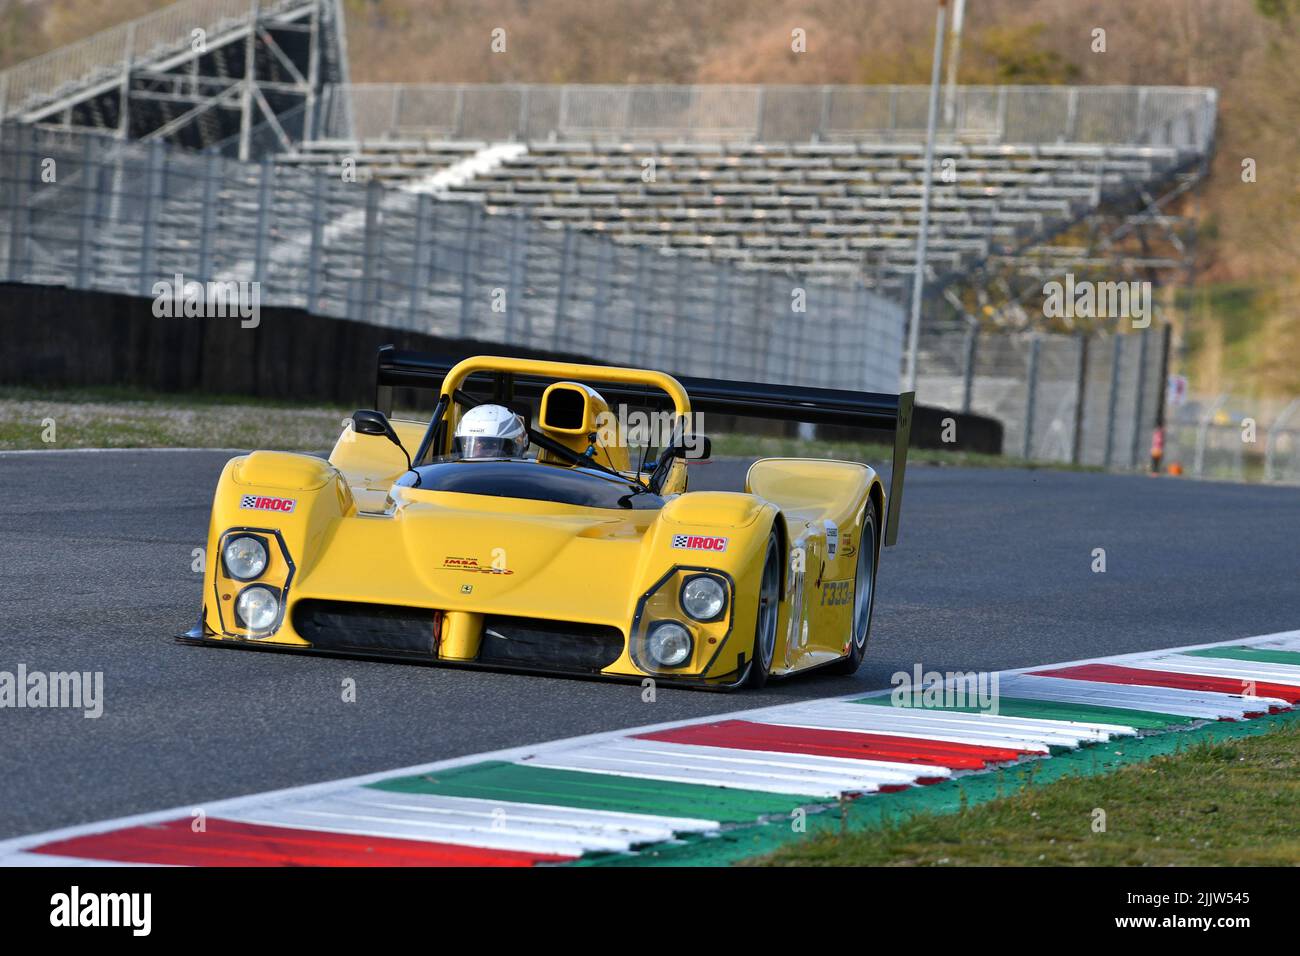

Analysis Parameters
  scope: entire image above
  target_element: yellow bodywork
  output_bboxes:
[190,356,886,688]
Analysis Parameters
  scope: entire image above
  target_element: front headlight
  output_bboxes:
[680,574,727,622]
[223,534,268,581]
[235,585,280,632]
[646,621,693,668]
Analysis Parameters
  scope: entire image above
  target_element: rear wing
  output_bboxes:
[373,346,913,546]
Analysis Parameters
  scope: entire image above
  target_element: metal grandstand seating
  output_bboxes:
[275,131,1208,302]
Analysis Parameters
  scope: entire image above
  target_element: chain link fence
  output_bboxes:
[1164,394,1300,483]
[0,123,903,393]
[915,325,1167,468]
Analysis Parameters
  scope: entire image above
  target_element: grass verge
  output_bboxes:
[0,386,353,451]
[753,716,1300,866]
[0,386,1087,471]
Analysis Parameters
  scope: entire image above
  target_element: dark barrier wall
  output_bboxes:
[0,283,599,407]
[911,406,1003,455]
[817,406,1003,455]
[0,283,1002,453]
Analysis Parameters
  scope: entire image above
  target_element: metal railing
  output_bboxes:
[318,84,1218,152]
[0,123,903,394]
[0,0,307,121]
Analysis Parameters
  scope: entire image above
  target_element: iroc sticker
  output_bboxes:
[671,534,728,552]
[240,494,296,513]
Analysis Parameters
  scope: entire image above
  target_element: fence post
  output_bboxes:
[1128,328,1151,468]
[457,204,478,337]
[629,244,649,356]
[74,134,98,288]
[1022,335,1041,459]
[408,192,433,327]
[671,254,687,374]
[1103,335,1124,468]
[138,140,165,297]
[253,156,274,285]
[1193,392,1229,477]
[453,86,466,138]
[507,212,529,345]
[5,128,31,281]
[591,233,611,358]
[197,152,219,282]
[359,177,384,324]
[306,170,326,312]
[711,263,731,378]
[817,86,832,141]
[1264,398,1300,482]
[517,85,530,141]
[1071,332,1090,465]
[961,324,977,413]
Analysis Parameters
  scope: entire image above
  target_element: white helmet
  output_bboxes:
[454,404,528,459]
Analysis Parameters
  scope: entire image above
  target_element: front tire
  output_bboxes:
[826,498,879,676]
[746,531,782,688]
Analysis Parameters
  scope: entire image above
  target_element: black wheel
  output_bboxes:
[826,498,879,676]
[746,531,782,688]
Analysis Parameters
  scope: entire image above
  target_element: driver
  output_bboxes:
[453,404,529,460]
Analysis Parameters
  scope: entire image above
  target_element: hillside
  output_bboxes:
[3,0,1298,395]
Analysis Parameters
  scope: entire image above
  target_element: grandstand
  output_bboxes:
[283,83,1214,317]
[281,135,1196,293]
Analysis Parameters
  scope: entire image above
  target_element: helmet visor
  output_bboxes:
[457,435,526,459]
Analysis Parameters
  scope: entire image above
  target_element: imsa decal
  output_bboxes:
[671,534,728,552]
[240,494,296,513]
[441,556,513,575]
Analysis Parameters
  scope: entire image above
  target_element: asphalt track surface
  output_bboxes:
[2,449,1299,839]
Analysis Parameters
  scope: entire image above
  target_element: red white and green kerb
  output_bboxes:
[3,631,1299,866]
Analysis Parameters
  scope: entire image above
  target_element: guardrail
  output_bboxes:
[318,83,1218,151]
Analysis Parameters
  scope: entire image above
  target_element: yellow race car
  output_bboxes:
[180,349,912,689]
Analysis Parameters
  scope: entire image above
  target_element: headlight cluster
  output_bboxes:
[636,572,730,671]
[217,531,287,636]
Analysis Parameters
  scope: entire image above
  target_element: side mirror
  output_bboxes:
[677,435,712,461]
[351,409,412,469]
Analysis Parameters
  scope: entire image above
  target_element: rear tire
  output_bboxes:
[825,498,879,676]
[746,531,782,689]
